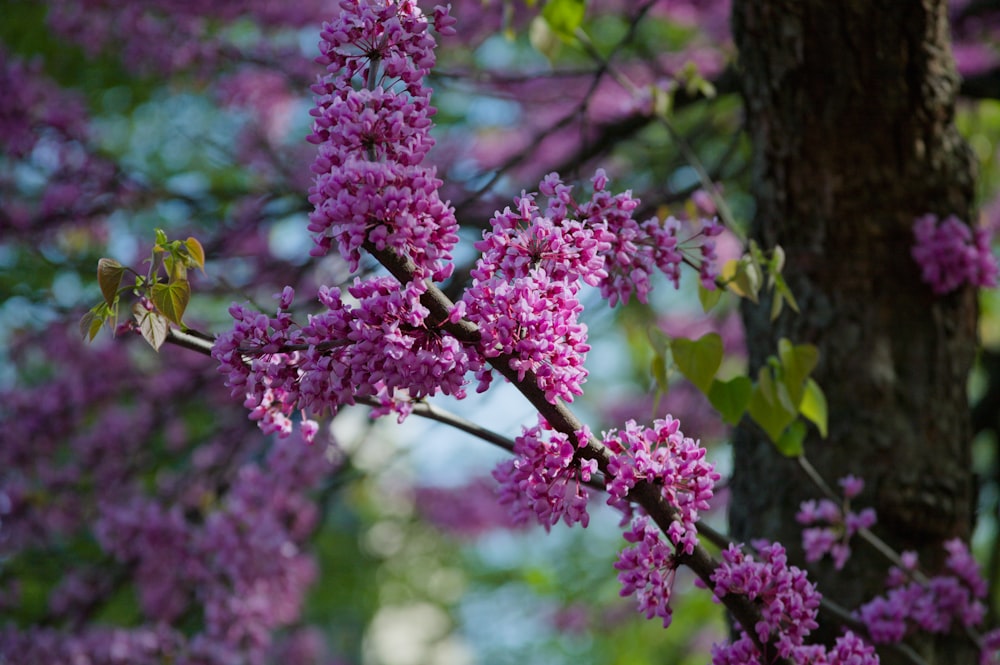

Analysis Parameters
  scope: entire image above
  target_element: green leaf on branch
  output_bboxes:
[748,367,797,443]
[97,258,125,306]
[647,326,671,358]
[670,332,722,394]
[778,339,818,405]
[799,378,829,438]
[720,257,762,303]
[775,420,807,457]
[185,236,206,272]
[164,254,187,283]
[650,353,669,395]
[150,280,190,326]
[79,308,104,342]
[133,303,168,351]
[698,282,722,312]
[541,0,585,41]
[708,376,752,425]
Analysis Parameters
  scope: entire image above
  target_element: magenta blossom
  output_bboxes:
[912,213,998,294]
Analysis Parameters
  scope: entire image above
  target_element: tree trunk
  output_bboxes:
[729,2,979,663]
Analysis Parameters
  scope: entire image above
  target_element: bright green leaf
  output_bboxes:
[133,303,168,351]
[770,291,783,321]
[775,420,807,457]
[185,236,206,272]
[774,379,798,415]
[779,339,819,404]
[748,368,797,442]
[97,258,125,306]
[165,254,187,282]
[771,244,786,275]
[698,282,722,312]
[150,279,190,326]
[671,333,723,394]
[800,378,829,438]
[708,376,752,425]
[773,273,800,313]
[541,0,586,40]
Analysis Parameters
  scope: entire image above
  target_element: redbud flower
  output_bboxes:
[912,213,998,294]
[614,517,679,627]
[604,416,719,555]
[492,417,594,530]
[709,541,821,661]
[796,475,876,570]
[857,538,988,644]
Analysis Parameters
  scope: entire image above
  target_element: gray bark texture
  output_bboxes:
[730,1,979,663]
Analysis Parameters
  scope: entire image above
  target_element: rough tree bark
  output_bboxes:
[730,2,979,663]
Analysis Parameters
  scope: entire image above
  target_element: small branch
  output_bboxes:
[166,327,215,355]
[797,456,926,582]
[572,29,745,245]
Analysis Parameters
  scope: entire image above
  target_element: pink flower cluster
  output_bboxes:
[307,0,459,282]
[492,417,595,530]
[93,438,327,662]
[461,171,722,403]
[796,474,877,570]
[300,278,480,419]
[1,319,337,664]
[711,629,878,665]
[214,280,482,439]
[857,538,988,644]
[707,541,826,663]
[911,213,998,294]
[213,290,313,440]
[605,417,719,628]
[604,417,719,555]
[614,517,680,627]
[460,268,590,403]
[0,49,129,235]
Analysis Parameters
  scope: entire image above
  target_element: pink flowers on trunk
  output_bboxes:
[912,213,998,294]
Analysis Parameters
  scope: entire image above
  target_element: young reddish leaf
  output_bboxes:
[671,333,723,394]
[79,309,103,341]
[150,279,190,326]
[97,258,125,306]
[708,376,752,425]
[185,236,206,271]
[133,303,168,351]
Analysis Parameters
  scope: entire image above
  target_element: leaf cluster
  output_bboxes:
[80,229,206,350]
